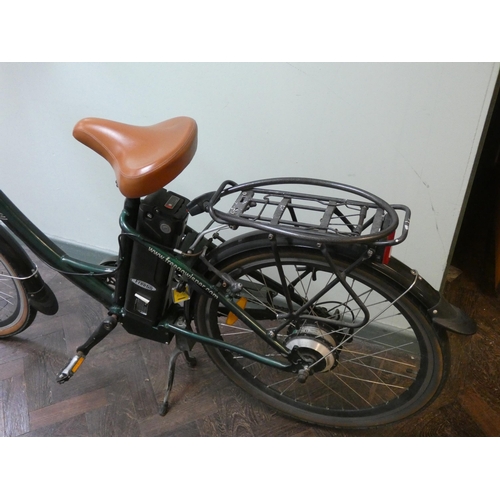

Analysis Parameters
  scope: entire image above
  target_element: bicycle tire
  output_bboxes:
[195,245,448,428]
[0,252,36,337]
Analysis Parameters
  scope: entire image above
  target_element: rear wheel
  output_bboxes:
[195,246,448,428]
[0,253,35,337]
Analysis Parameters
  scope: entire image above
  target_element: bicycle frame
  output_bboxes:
[0,190,293,370]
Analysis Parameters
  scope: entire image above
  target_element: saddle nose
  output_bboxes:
[73,116,198,198]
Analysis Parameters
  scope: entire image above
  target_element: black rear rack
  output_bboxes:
[207,178,410,246]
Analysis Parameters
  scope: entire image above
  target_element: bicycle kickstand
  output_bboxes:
[159,333,197,416]
[56,314,118,384]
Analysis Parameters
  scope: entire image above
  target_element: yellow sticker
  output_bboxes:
[173,287,190,303]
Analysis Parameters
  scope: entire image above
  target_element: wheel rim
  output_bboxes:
[0,256,28,334]
[200,250,442,426]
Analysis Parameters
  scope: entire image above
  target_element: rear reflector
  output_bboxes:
[382,231,396,265]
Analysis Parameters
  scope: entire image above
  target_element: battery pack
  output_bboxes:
[124,189,190,325]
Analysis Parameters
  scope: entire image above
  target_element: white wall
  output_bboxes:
[0,63,498,288]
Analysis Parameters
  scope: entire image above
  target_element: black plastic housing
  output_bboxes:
[124,189,190,326]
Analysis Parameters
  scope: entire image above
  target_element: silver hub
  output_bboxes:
[286,324,338,372]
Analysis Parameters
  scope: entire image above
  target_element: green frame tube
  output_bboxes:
[0,190,115,306]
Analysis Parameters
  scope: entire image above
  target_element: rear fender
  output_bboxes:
[0,224,58,315]
[371,258,476,335]
[193,231,476,335]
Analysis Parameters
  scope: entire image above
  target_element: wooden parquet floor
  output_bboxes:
[1,246,499,437]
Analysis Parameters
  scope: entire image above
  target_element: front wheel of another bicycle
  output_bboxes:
[0,253,36,338]
[195,246,449,429]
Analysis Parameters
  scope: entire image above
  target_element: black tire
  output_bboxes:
[0,253,36,337]
[195,246,448,429]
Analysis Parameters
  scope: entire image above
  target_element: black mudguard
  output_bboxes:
[370,258,476,335]
[196,231,476,336]
[0,224,58,315]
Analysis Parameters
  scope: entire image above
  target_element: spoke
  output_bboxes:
[241,359,267,379]
[312,373,359,409]
[333,372,408,390]
[356,359,401,399]
[0,291,14,305]
[344,359,416,381]
[342,347,417,369]
[265,374,297,389]
[0,271,17,316]
[339,291,401,317]
[334,356,401,402]
[356,324,414,342]
[332,372,372,407]
[294,265,309,302]
[241,275,279,316]
[345,341,417,364]
[354,337,419,356]
[278,377,300,395]
[220,324,256,336]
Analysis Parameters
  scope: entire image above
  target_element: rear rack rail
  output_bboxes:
[207,177,411,246]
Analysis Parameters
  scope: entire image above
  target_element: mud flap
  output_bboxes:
[428,296,476,335]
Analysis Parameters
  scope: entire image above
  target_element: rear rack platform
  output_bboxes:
[207,178,410,246]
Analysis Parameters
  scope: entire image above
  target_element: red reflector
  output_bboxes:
[382,231,395,265]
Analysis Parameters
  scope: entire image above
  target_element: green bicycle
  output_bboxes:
[0,116,475,428]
